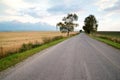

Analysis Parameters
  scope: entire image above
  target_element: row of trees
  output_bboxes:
[56,13,98,36]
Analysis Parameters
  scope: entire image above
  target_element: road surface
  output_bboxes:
[0,33,120,80]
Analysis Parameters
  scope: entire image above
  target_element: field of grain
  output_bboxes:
[95,31,120,44]
[97,31,120,38]
[0,31,77,57]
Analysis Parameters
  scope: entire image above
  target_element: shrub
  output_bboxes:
[42,37,52,44]
[19,42,41,52]
[32,41,42,48]
[52,36,64,41]
[19,43,28,52]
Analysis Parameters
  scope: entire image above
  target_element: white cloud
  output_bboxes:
[40,14,66,26]
[0,0,52,24]
[0,0,84,26]
[4,9,19,15]
[1,0,33,10]
[94,0,120,31]
[40,9,85,27]
[95,0,118,10]
[98,13,120,31]
[98,22,120,31]
[0,15,40,23]
[1,0,51,15]
[0,0,120,31]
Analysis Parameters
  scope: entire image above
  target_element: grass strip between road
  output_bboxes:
[0,38,67,71]
[94,37,120,49]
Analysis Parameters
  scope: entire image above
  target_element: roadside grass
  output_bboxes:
[94,37,120,49]
[0,38,66,71]
[89,31,120,49]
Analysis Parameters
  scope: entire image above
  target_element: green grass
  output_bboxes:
[0,38,66,71]
[91,31,120,49]
[94,37,120,49]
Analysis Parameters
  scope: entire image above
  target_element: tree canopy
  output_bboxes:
[83,15,98,34]
[56,13,79,36]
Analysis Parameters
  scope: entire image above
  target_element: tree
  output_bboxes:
[56,13,79,36]
[83,15,98,34]
[79,30,82,33]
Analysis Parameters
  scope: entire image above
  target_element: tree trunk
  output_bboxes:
[67,31,69,36]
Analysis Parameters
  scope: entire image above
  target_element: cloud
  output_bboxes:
[95,0,118,11]
[97,12,120,31]
[0,14,40,23]
[21,7,51,18]
[0,0,51,25]
[48,4,82,14]
[47,0,84,14]
[1,0,33,10]
[0,0,84,27]
[0,0,120,31]
[104,0,120,12]
[40,14,66,26]
[4,9,20,16]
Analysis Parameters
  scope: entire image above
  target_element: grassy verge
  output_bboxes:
[0,38,66,71]
[94,37,120,49]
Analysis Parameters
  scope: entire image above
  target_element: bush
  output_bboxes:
[19,43,28,52]
[42,36,64,44]
[42,37,52,44]
[19,41,43,53]
[32,41,42,48]
[52,36,64,41]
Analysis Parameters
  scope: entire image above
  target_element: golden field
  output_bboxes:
[0,31,77,57]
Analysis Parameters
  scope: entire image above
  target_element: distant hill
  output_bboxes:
[0,21,56,32]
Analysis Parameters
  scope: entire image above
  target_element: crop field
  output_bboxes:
[97,31,120,38]
[90,31,120,49]
[95,31,120,43]
[0,31,77,57]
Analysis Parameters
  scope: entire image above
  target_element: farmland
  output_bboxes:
[97,31,120,38]
[0,32,64,47]
[93,31,120,49]
[95,31,120,43]
[0,31,77,57]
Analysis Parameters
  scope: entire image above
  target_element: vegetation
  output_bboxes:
[95,37,120,49]
[97,31,120,38]
[0,38,67,71]
[0,32,77,58]
[0,32,79,71]
[95,32,120,43]
[92,32,120,49]
[83,15,98,34]
[56,13,79,36]
[79,30,82,33]
[82,14,120,49]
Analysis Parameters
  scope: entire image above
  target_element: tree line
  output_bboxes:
[56,13,98,36]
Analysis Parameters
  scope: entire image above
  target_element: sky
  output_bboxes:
[0,0,120,31]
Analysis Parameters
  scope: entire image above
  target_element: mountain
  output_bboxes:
[0,21,56,31]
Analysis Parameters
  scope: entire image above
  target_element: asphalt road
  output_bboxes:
[0,33,120,80]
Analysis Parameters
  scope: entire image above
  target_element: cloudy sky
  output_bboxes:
[0,0,120,31]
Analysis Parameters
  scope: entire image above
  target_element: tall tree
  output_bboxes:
[56,13,79,36]
[83,15,98,34]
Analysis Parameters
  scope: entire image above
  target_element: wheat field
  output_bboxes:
[0,31,77,57]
